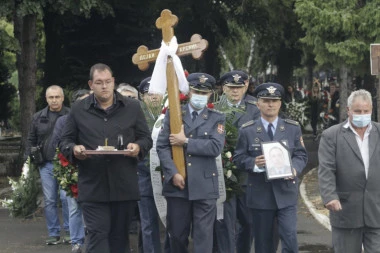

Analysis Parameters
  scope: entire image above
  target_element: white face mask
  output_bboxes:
[190,94,208,110]
[351,114,371,128]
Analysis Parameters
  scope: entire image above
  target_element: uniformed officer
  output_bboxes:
[233,70,257,102]
[156,73,226,253]
[136,77,163,253]
[213,71,260,253]
[233,82,308,253]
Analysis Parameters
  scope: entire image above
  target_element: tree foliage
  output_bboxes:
[0,0,114,175]
[295,0,380,69]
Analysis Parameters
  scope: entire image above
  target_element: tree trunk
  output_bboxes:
[276,45,294,87]
[14,14,37,176]
[246,36,255,73]
[218,45,234,71]
[43,12,62,88]
[339,65,348,123]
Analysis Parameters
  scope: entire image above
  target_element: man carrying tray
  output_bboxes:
[59,63,152,253]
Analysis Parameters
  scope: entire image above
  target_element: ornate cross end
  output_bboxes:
[156,9,178,43]
[188,34,208,60]
[132,45,158,71]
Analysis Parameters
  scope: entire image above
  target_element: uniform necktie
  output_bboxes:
[268,123,274,141]
[192,111,198,122]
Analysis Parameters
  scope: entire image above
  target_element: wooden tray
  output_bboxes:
[83,150,132,155]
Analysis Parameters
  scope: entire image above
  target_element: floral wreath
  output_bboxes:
[53,148,78,198]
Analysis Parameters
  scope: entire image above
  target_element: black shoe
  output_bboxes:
[46,236,60,245]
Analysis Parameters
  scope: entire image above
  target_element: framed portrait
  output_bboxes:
[261,141,293,180]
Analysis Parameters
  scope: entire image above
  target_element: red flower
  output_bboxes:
[207,103,214,109]
[70,184,78,198]
[58,153,70,167]
[184,69,189,77]
[162,107,168,114]
[179,93,188,101]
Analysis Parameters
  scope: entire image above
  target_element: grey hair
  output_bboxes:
[117,83,138,96]
[347,89,372,109]
[46,85,64,97]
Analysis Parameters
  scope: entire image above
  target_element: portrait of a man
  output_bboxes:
[262,142,293,179]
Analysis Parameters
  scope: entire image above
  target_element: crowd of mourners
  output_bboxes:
[27,63,374,253]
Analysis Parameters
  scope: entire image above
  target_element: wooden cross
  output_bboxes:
[132,9,208,179]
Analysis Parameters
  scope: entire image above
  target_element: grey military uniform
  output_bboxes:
[156,104,225,253]
[157,105,225,200]
[234,118,307,209]
[233,117,307,252]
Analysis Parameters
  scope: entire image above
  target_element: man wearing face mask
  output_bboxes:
[156,73,226,253]
[318,89,380,252]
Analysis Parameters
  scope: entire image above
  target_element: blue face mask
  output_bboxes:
[190,94,208,110]
[352,114,371,128]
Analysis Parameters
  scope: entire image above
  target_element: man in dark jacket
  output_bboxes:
[25,85,70,245]
[59,63,152,253]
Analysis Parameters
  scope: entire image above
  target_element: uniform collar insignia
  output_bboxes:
[267,86,276,94]
[199,75,208,83]
[202,113,208,119]
[257,126,262,133]
[280,125,285,131]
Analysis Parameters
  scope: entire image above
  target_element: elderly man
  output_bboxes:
[213,70,260,253]
[319,89,380,252]
[233,83,307,253]
[59,63,152,253]
[25,85,71,245]
[117,83,138,99]
[157,73,226,253]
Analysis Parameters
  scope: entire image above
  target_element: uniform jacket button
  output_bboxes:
[188,163,191,166]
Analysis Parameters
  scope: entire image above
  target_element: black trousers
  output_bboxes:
[81,201,136,253]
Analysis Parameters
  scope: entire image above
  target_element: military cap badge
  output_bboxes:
[199,75,208,83]
[233,74,241,83]
[266,86,276,94]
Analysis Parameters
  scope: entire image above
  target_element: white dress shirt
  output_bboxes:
[343,121,371,178]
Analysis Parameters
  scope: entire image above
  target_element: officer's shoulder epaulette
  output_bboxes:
[241,120,255,128]
[284,119,299,126]
[246,100,257,105]
[208,108,223,114]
